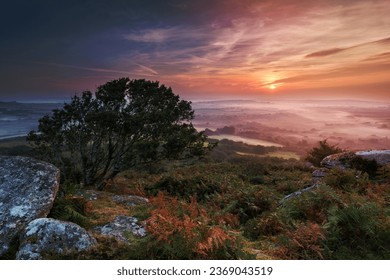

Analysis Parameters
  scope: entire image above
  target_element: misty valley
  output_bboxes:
[0,96,389,260]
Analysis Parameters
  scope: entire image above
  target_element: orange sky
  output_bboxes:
[152,1,390,100]
[1,0,389,101]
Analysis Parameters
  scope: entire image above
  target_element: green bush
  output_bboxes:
[324,203,390,259]
[305,140,343,167]
[324,169,358,191]
[216,185,278,223]
[145,175,221,201]
[48,196,91,228]
[349,156,378,178]
[243,213,284,240]
[279,184,344,224]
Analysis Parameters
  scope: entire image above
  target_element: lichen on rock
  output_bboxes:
[0,156,60,257]
[16,218,97,260]
[94,215,147,244]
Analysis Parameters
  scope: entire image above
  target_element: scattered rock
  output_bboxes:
[112,195,149,206]
[16,218,97,260]
[0,156,60,257]
[312,168,328,183]
[94,215,147,243]
[76,189,101,201]
[77,190,149,206]
[280,183,319,204]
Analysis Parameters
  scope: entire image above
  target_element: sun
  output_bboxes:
[269,84,277,90]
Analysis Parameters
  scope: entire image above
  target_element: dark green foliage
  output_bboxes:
[279,184,344,224]
[349,156,378,178]
[305,140,343,167]
[221,185,278,223]
[249,175,265,184]
[207,139,276,162]
[28,78,211,187]
[376,165,390,182]
[0,144,34,157]
[324,169,359,191]
[48,196,91,228]
[146,175,221,201]
[324,203,390,259]
[243,213,284,240]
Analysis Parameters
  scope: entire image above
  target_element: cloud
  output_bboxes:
[135,63,158,75]
[37,62,158,77]
[123,28,177,43]
[4,0,390,99]
[305,48,347,58]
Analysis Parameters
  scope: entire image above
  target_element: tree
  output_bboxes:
[305,140,343,167]
[28,78,212,187]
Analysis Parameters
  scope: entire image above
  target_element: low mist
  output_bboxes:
[192,98,390,155]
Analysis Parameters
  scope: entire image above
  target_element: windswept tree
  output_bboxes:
[28,78,212,187]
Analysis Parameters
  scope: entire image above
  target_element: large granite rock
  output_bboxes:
[355,150,390,165]
[16,218,97,260]
[0,156,60,256]
[94,215,147,243]
[321,150,390,170]
[320,152,357,169]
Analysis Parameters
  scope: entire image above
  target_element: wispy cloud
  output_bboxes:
[136,63,158,75]
[124,28,177,43]
[37,62,158,77]
[305,48,347,58]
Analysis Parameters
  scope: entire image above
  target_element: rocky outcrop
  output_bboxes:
[16,218,97,260]
[94,215,147,243]
[0,156,60,256]
[321,150,390,169]
[320,152,357,169]
[311,168,328,183]
[282,149,390,203]
[355,150,390,165]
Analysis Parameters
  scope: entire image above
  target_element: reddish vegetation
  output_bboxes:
[146,193,239,259]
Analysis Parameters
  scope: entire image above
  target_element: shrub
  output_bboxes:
[243,213,284,240]
[349,156,378,178]
[279,184,344,224]
[324,203,390,259]
[324,169,359,191]
[216,185,278,223]
[48,196,92,228]
[145,175,221,201]
[305,140,343,167]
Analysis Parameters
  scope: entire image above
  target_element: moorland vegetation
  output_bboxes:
[0,78,389,259]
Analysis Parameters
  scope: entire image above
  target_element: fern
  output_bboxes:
[49,196,91,228]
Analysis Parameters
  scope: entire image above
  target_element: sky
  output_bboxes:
[0,0,389,101]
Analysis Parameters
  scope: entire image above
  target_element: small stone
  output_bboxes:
[111,195,149,206]
[94,215,147,243]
